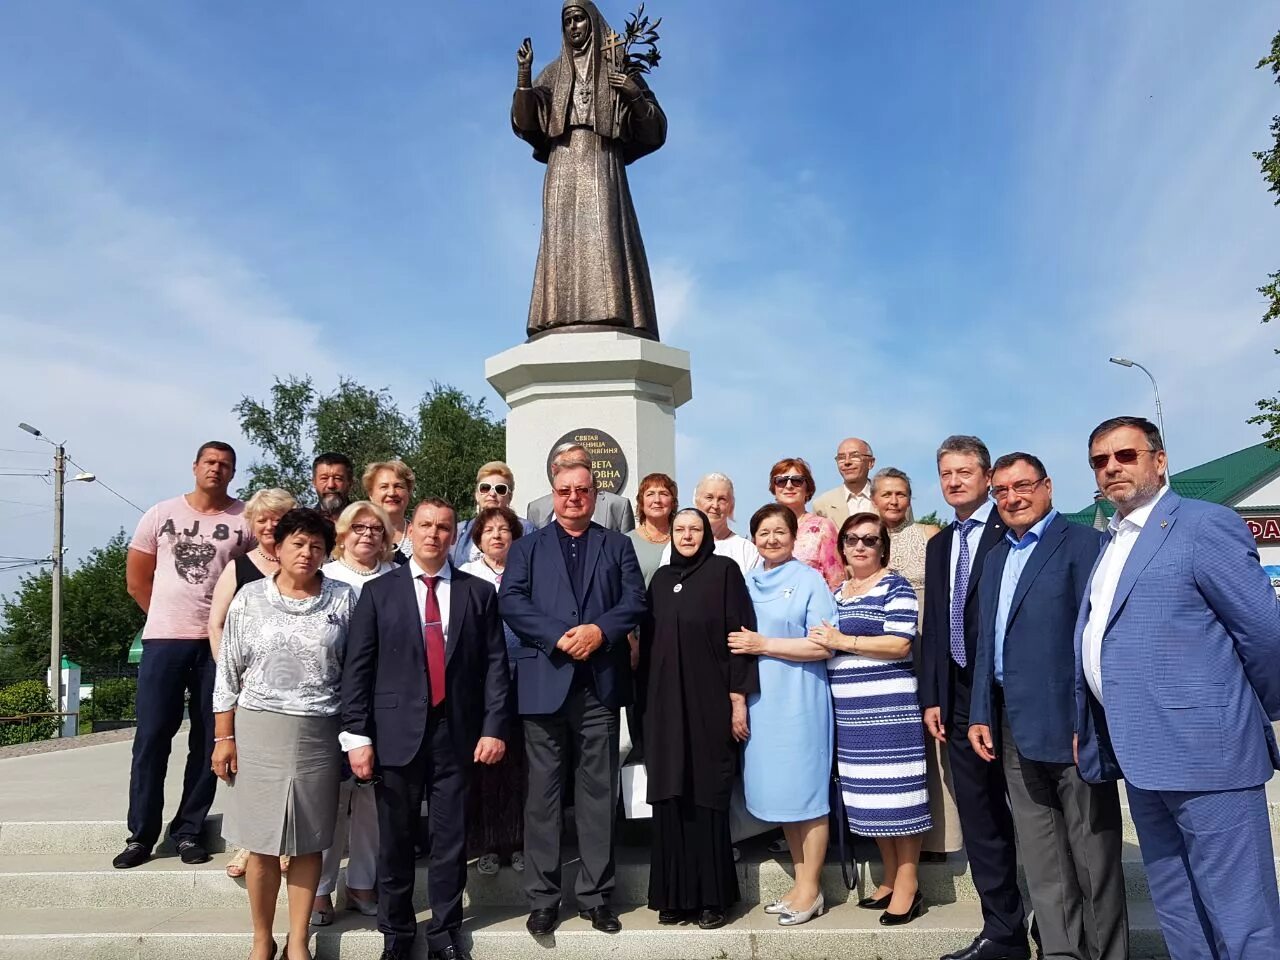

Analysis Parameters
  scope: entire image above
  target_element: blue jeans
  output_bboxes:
[126,639,216,849]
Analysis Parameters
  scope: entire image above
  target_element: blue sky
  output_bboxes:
[1,1,1278,594]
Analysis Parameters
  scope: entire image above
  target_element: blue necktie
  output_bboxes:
[950,518,979,667]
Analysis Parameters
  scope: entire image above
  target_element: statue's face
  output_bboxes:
[562,6,592,52]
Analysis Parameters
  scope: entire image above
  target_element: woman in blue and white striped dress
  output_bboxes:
[810,511,931,927]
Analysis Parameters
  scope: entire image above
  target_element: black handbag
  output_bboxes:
[828,768,858,890]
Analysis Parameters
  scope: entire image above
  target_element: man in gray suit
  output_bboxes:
[526,444,635,532]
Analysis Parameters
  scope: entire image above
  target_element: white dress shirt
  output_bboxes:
[949,499,995,598]
[339,558,453,752]
[842,481,876,518]
[1081,486,1168,704]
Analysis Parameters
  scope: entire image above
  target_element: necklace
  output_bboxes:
[338,557,380,578]
[256,547,279,565]
[844,570,885,597]
[637,523,670,544]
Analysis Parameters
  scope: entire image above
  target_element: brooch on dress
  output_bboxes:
[782,586,794,599]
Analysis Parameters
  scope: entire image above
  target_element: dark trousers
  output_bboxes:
[947,664,1028,947]
[376,713,468,956]
[522,683,620,910]
[1002,717,1128,960]
[127,639,216,849]
[1128,783,1279,960]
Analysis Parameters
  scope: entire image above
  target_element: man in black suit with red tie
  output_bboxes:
[920,437,1030,960]
[341,498,512,960]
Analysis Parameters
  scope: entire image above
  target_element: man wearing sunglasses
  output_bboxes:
[1074,416,1280,959]
[967,453,1125,960]
[526,442,636,532]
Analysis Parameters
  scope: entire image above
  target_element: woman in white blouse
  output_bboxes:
[310,501,398,925]
[212,508,356,960]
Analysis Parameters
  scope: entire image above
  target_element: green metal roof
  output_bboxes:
[1066,441,1280,527]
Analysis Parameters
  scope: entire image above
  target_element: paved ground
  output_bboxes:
[2,725,1277,824]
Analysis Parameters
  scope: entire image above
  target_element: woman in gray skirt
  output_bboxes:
[212,508,356,960]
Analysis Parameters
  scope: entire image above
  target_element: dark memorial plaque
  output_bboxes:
[547,428,629,495]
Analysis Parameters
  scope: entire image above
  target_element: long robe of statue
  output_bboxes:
[512,1,667,341]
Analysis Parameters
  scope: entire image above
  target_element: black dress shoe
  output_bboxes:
[112,842,151,869]
[941,936,1032,960]
[657,910,684,925]
[697,909,727,930]
[879,891,923,926]
[376,952,403,960]
[176,839,211,864]
[857,891,892,909]
[579,905,622,933]
[428,946,471,960]
[526,907,559,936]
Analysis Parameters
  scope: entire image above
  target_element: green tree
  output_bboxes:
[0,532,145,676]
[1249,30,1280,444]
[234,377,506,517]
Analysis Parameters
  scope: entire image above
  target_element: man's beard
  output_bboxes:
[318,491,349,518]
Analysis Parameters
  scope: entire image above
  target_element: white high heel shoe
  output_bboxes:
[778,891,824,926]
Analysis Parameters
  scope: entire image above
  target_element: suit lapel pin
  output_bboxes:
[673,582,682,593]
[1160,520,1168,528]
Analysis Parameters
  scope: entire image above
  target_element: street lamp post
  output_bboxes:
[18,423,94,733]
[1108,357,1166,446]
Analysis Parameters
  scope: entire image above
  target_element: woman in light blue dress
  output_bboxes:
[729,503,837,927]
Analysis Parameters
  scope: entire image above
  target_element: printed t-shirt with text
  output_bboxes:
[131,495,254,640]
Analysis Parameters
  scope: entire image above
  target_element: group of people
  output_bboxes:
[112,419,1280,960]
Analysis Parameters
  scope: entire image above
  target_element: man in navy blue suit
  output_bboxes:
[341,498,512,960]
[969,453,1127,960]
[921,436,1031,960]
[1076,416,1280,959]
[498,457,647,937]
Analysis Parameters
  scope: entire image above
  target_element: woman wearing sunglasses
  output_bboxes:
[451,461,537,566]
[310,501,399,926]
[809,512,931,927]
[769,457,844,590]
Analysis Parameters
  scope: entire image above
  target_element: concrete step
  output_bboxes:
[4,843,1244,911]
[0,900,1173,960]
[3,801,1276,854]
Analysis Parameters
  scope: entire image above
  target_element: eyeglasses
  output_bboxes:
[553,485,593,498]
[1088,448,1155,471]
[834,453,873,464]
[349,523,385,538]
[990,478,1047,501]
[478,482,510,496]
[842,534,882,548]
[773,475,807,488]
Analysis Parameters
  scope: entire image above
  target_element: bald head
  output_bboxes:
[835,437,875,488]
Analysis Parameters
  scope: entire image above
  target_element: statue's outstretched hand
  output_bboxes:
[517,38,534,67]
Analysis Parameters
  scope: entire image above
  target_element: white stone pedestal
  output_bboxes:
[485,331,692,516]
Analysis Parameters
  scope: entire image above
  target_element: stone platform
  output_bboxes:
[2,730,1277,958]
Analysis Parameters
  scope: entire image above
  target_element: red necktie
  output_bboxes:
[421,575,446,707]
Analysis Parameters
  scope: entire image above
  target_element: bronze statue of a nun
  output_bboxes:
[513,1,667,341]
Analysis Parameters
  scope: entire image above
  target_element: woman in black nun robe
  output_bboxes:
[639,508,759,929]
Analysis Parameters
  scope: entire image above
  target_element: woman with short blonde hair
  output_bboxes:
[331,501,397,565]
[452,461,536,566]
[362,460,415,561]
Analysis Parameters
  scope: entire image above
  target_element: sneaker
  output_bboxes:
[113,842,151,869]
[476,853,501,876]
[177,840,211,864]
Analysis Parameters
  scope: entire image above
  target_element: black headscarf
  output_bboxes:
[667,508,716,581]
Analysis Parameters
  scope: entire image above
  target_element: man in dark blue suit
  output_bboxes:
[969,453,1127,960]
[498,458,647,937]
[341,498,512,960]
[920,436,1031,960]
[1075,417,1280,960]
